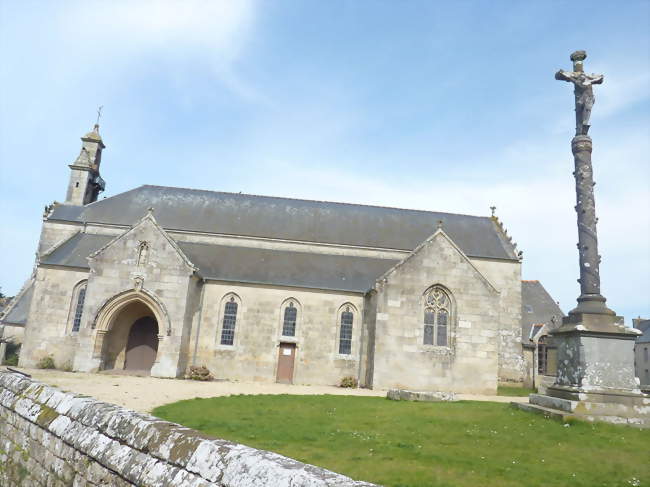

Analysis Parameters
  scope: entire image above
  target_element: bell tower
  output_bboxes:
[65,124,106,205]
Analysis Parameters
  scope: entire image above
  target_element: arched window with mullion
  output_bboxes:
[282,302,297,337]
[70,281,88,333]
[339,307,354,355]
[220,297,238,345]
[423,286,451,347]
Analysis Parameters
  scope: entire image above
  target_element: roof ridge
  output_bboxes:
[139,184,489,219]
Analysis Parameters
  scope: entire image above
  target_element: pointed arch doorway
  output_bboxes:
[98,298,161,374]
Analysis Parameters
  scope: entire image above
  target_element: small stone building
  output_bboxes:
[3,126,526,393]
[520,280,564,390]
[633,318,650,389]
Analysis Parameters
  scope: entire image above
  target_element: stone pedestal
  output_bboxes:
[516,312,649,427]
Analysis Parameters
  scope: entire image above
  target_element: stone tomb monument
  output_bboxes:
[517,51,649,427]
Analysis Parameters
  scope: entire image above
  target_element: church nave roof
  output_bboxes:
[48,185,519,261]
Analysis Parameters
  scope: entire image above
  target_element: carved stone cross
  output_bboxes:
[555,50,603,135]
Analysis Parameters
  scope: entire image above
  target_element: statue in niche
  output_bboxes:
[136,241,149,267]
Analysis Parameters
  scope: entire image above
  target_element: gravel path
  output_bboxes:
[8,368,527,413]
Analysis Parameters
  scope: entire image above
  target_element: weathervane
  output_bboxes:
[95,105,103,126]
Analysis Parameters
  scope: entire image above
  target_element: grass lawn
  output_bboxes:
[496,385,537,397]
[153,395,649,487]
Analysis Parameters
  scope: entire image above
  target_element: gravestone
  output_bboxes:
[516,51,649,427]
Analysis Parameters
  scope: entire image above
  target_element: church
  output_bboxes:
[2,124,527,394]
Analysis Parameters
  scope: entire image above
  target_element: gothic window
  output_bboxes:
[282,302,297,337]
[423,286,451,347]
[220,296,238,346]
[339,306,354,355]
[71,282,87,333]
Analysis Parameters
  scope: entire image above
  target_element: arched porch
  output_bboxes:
[90,290,170,375]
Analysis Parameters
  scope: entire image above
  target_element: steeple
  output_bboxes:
[65,123,106,205]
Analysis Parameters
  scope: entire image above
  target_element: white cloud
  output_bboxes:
[230,123,649,320]
[59,0,254,59]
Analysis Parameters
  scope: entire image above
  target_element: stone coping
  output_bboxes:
[386,389,457,402]
[0,371,377,486]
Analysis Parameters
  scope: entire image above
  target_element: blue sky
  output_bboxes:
[1,1,648,321]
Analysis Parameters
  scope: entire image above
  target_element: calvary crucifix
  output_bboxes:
[555,50,603,136]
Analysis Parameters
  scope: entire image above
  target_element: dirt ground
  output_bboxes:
[8,367,527,413]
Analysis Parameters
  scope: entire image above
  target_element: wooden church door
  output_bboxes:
[124,316,159,372]
[276,343,296,383]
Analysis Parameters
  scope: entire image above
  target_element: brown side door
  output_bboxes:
[124,317,159,372]
[276,343,296,384]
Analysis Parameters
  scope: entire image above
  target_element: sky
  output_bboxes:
[1,0,648,322]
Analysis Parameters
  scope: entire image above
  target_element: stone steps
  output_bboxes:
[512,401,650,428]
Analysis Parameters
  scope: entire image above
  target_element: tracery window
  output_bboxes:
[220,296,238,346]
[339,306,354,355]
[71,283,87,333]
[423,286,451,346]
[282,302,297,337]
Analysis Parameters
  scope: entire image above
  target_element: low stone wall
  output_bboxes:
[0,371,376,486]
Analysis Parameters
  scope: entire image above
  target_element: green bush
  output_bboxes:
[339,376,358,388]
[3,353,18,366]
[36,355,56,369]
[2,341,21,366]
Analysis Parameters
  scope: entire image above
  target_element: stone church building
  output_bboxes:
[3,125,526,393]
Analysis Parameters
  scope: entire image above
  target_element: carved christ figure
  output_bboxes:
[555,51,603,135]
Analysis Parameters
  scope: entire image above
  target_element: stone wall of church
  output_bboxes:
[19,266,88,369]
[190,282,366,386]
[37,220,80,256]
[0,371,375,487]
[635,343,650,387]
[0,324,25,345]
[360,291,378,388]
[370,233,501,394]
[470,258,525,384]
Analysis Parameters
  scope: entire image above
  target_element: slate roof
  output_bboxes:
[521,280,564,344]
[178,241,399,293]
[636,319,650,344]
[40,233,114,269]
[39,232,399,293]
[1,281,34,326]
[48,185,518,260]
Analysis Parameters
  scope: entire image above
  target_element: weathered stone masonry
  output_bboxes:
[0,372,376,486]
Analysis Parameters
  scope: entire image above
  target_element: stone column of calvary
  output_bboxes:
[547,50,642,398]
